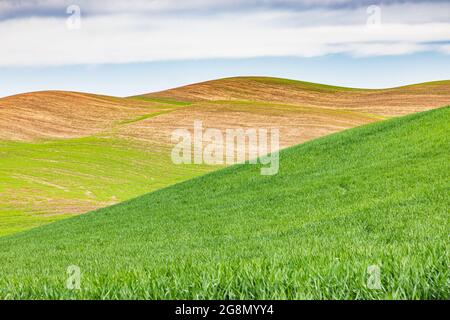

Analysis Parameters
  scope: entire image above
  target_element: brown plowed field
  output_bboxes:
[3,77,448,144]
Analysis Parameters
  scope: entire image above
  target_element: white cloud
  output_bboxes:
[1,1,449,67]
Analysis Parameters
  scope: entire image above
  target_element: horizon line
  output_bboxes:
[2,76,450,99]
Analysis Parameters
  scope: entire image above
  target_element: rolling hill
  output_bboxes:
[0,91,168,141]
[0,106,448,299]
[143,77,450,115]
[0,77,449,236]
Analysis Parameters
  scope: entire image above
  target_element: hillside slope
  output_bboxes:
[1,77,448,235]
[0,91,170,141]
[143,77,450,115]
[0,106,448,299]
[2,77,449,142]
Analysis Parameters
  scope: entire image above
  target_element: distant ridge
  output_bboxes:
[1,77,448,142]
[140,76,450,115]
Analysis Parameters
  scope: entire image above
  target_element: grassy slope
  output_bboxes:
[0,93,214,236]
[0,107,448,299]
[0,137,215,236]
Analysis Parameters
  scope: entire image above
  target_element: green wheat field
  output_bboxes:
[0,107,448,299]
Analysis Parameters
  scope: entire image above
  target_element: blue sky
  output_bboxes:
[1,53,450,97]
[1,0,449,97]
